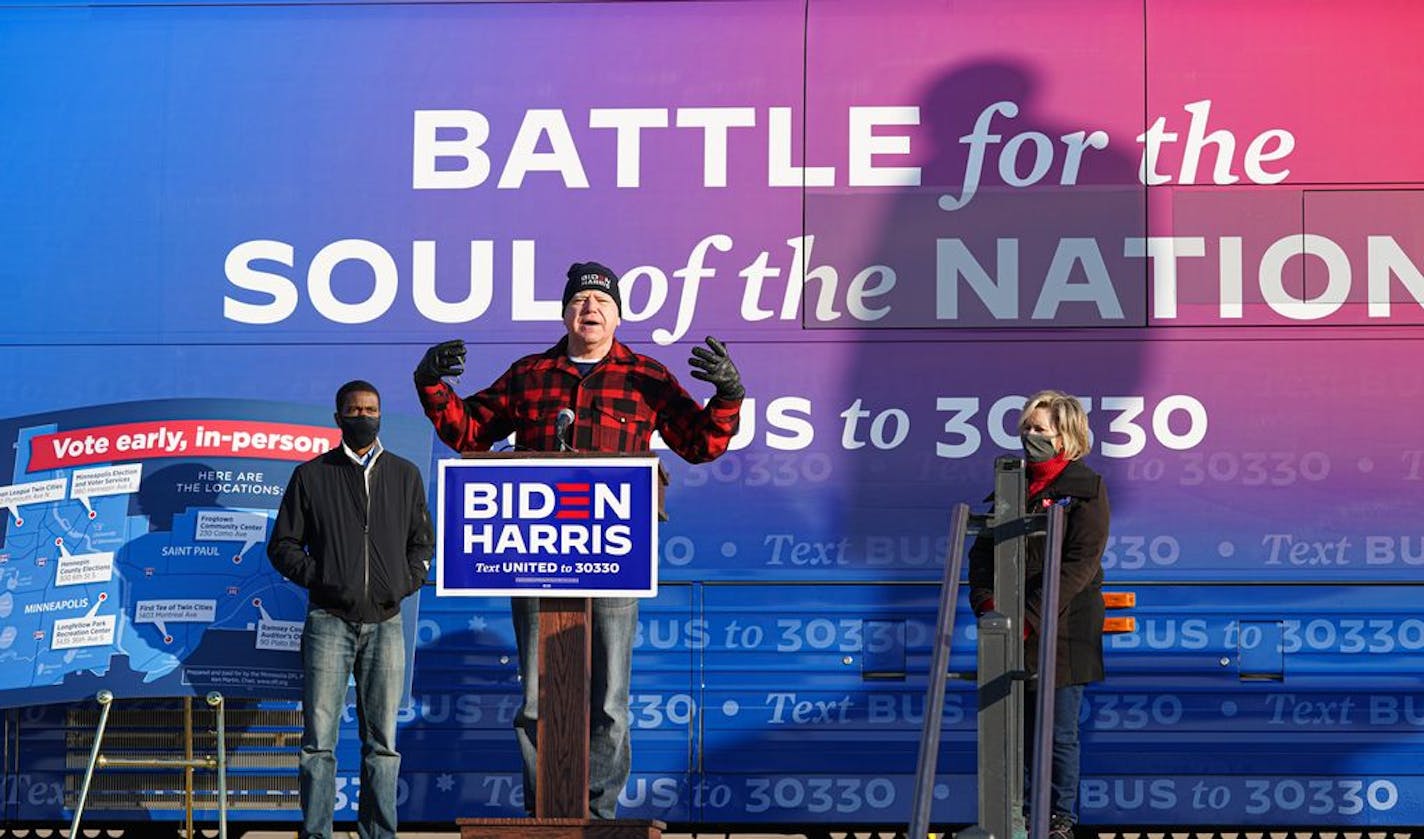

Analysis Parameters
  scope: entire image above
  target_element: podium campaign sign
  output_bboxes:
[436,456,661,598]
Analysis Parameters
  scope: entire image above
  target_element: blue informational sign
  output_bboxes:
[436,457,661,598]
[0,398,432,709]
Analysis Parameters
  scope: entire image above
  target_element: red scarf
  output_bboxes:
[1026,453,1071,500]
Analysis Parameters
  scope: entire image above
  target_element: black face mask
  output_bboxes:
[339,415,380,450]
[1021,432,1058,463]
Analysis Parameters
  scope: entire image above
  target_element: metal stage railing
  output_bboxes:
[70,690,229,839]
[908,456,1068,839]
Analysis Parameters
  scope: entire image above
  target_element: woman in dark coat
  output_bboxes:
[968,390,1109,839]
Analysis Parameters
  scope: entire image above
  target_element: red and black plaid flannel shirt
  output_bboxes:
[416,337,741,462]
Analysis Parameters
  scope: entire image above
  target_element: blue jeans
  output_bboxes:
[1026,684,1085,822]
[299,608,405,839]
[513,597,636,819]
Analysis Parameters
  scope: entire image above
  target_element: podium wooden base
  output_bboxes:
[455,817,666,839]
[455,600,660,839]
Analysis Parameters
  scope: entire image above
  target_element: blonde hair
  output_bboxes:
[1018,390,1090,460]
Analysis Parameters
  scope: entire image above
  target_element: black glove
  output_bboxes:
[688,336,744,400]
[414,339,466,386]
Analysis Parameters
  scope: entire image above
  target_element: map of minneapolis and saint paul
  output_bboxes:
[0,405,352,707]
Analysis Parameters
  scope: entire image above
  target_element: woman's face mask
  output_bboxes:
[1020,406,1060,462]
[1021,432,1058,463]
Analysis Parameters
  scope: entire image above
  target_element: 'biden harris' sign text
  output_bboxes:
[435,456,661,598]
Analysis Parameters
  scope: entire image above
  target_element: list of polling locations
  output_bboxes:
[0,400,345,708]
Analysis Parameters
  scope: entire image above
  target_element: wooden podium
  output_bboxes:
[442,453,666,839]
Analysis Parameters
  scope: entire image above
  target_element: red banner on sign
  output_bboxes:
[29,420,340,471]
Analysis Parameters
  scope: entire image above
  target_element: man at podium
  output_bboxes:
[413,260,744,819]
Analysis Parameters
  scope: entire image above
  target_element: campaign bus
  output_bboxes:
[2,0,1423,833]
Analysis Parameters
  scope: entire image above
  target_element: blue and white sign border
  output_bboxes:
[435,456,661,598]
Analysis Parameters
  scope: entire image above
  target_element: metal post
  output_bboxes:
[907,503,971,839]
[1029,505,1065,839]
[209,691,228,839]
[976,606,1016,839]
[184,696,195,839]
[70,689,115,837]
[974,455,1028,839]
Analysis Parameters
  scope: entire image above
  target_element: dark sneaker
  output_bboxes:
[1047,812,1075,839]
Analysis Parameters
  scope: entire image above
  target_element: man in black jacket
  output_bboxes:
[268,380,434,839]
